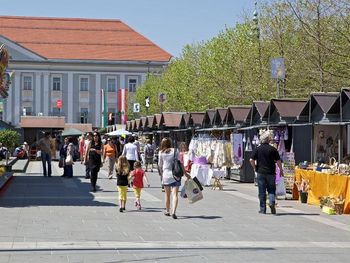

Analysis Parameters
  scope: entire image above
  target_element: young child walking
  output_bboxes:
[116,156,130,212]
[129,161,150,210]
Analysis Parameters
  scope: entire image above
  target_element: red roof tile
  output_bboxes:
[0,16,172,61]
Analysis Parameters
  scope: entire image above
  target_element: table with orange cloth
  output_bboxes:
[294,168,350,214]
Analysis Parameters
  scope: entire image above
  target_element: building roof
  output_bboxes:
[0,16,172,62]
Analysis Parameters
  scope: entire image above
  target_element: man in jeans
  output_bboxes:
[249,131,284,214]
[38,132,52,177]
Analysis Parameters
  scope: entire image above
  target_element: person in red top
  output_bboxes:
[128,161,150,210]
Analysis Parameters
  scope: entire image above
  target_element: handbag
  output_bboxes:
[172,148,183,182]
[58,157,64,168]
[65,154,73,165]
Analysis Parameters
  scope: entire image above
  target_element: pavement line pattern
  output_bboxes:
[1,241,350,251]
[224,190,350,233]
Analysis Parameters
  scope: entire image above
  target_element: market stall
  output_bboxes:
[295,168,350,214]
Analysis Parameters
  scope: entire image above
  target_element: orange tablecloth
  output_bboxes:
[294,168,350,214]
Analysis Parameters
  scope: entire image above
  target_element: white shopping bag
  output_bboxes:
[184,179,203,204]
[276,179,286,197]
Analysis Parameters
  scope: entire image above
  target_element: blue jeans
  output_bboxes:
[257,173,276,212]
[41,152,52,176]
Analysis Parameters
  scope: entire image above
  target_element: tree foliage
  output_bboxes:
[136,0,350,114]
[0,129,20,151]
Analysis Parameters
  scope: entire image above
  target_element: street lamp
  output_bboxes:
[252,1,263,89]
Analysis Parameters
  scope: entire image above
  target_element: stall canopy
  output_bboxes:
[147,116,156,130]
[213,108,228,127]
[162,112,186,129]
[202,109,216,128]
[126,121,131,131]
[140,117,148,130]
[183,113,192,128]
[154,114,164,129]
[310,92,339,123]
[130,120,136,132]
[228,105,251,127]
[135,119,142,132]
[268,99,307,125]
[190,112,205,128]
[61,127,83,137]
[341,89,350,122]
[250,101,269,127]
[107,129,132,136]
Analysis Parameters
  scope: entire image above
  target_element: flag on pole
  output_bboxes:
[101,89,107,128]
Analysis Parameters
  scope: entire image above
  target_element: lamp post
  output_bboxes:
[252,1,263,92]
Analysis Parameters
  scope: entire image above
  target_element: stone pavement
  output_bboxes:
[0,161,349,262]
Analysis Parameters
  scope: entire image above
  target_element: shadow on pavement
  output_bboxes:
[0,175,116,208]
[178,215,223,220]
[276,213,320,216]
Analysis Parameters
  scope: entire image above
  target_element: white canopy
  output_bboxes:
[106,129,132,137]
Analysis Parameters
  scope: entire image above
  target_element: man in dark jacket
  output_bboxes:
[250,131,284,215]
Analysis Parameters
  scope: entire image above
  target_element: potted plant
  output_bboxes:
[295,178,309,203]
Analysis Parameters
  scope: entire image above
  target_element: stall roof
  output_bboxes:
[213,108,228,126]
[135,119,142,131]
[154,114,164,128]
[162,112,186,128]
[182,113,192,127]
[340,89,350,122]
[147,116,155,129]
[310,92,340,123]
[126,121,131,131]
[251,101,269,125]
[269,99,307,124]
[130,120,136,131]
[190,112,205,127]
[140,117,148,129]
[202,109,216,128]
[228,105,251,124]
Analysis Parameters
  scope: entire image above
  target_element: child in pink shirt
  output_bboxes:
[128,161,150,210]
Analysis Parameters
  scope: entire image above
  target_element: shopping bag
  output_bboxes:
[276,179,286,197]
[184,179,203,204]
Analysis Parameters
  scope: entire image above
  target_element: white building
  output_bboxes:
[0,16,171,127]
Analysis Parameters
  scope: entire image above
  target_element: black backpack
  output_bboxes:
[145,145,154,157]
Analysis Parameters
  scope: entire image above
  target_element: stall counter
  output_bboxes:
[294,168,350,214]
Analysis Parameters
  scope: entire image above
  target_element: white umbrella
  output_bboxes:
[107,129,132,137]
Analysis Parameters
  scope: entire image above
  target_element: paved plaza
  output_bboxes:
[0,161,349,262]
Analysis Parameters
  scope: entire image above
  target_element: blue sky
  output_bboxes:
[1,0,256,57]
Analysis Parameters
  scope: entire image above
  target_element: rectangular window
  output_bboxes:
[80,77,89,91]
[52,77,61,91]
[23,76,32,90]
[80,108,88,123]
[52,107,60,114]
[128,78,137,92]
[107,78,116,92]
[23,107,32,116]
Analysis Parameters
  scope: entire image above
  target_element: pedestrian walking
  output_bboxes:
[144,139,155,172]
[87,132,103,192]
[79,134,85,162]
[61,137,74,178]
[37,132,52,177]
[158,137,191,219]
[103,138,117,179]
[116,155,130,212]
[83,132,92,179]
[249,130,284,215]
[129,161,150,210]
[122,136,139,187]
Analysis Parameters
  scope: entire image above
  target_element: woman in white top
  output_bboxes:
[122,136,139,171]
[158,138,190,219]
